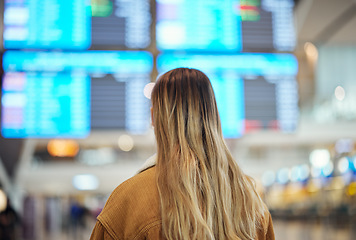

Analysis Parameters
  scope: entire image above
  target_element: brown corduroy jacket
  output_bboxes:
[90,166,275,240]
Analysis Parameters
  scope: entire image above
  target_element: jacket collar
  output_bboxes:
[137,154,157,174]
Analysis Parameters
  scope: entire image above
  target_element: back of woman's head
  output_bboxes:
[151,68,222,154]
[151,68,265,240]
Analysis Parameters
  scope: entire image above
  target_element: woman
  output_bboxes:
[90,68,275,240]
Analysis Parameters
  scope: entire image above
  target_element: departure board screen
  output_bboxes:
[157,53,298,137]
[1,72,90,138]
[156,0,295,52]
[1,51,153,138]
[243,76,298,132]
[3,0,151,50]
[210,75,245,138]
[91,0,151,48]
[90,73,149,133]
[156,0,242,51]
[3,51,153,74]
[3,0,91,50]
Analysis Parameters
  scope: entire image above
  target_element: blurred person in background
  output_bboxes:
[90,68,275,240]
[0,198,20,240]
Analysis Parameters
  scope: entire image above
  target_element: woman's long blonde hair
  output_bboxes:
[151,68,265,240]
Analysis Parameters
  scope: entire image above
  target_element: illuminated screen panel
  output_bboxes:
[157,53,298,76]
[210,74,245,138]
[244,77,277,130]
[3,0,91,50]
[243,76,298,132]
[3,51,153,73]
[90,73,150,133]
[3,0,151,50]
[2,51,153,138]
[156,0,295,52]
[1,72,90,138]
[156,0,242,51]
[157,53,298,137]
[91,0,151,48]
[260,0,296,51]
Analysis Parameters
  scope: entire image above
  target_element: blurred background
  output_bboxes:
[0,0,355,239]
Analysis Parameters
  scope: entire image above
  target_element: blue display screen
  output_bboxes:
[3,0,151,50]
[156,0,242,51]
[3,0,91,50]
[157,53,298,76]
[156,0,295,52]
[1,51,154,138]
[1,72,90,138]
[210,75,244,138]
[157,53,299,137]
[3,51,153,73]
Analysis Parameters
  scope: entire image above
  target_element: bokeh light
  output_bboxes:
[0,189,7,212]
[299,164,310,181]
[311,167,322,178]
[118,134,134,152]
[143,82,155,99]
[262,171,275,187]
[338,157,350,174]
[47,139,80,158]
[72,174,99,191]
[290,166,300,182]
[334,86,345,101]
[277,168,289,184]
[304,42,318,59]
[309,149,330,168]
[347,182,356,196]
[321,162,334,177]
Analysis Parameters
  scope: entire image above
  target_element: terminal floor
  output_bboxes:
[24,217,356,240]
[273,218,355,240]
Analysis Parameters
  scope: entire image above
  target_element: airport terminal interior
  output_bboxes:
[0,0,356,239]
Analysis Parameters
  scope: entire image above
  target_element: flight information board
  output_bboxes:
[91,0,151,48]
[90,73,149,133]
[1,51,153,138]
[3,0,91,50]
[1,72,90,138]
[156,0,242,51]
[156,0,295,52]
[157,53,299,137]
[3,51,154,73]
[210,75,245,138]
[3,0,151,50]
[157,53,298,76]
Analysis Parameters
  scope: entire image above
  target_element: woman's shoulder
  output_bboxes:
[111,166,157,196]
[97,166,161,240]
[256,204,275,240]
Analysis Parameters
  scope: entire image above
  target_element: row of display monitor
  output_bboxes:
[3,0,295,52]
[1,51,298,138]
